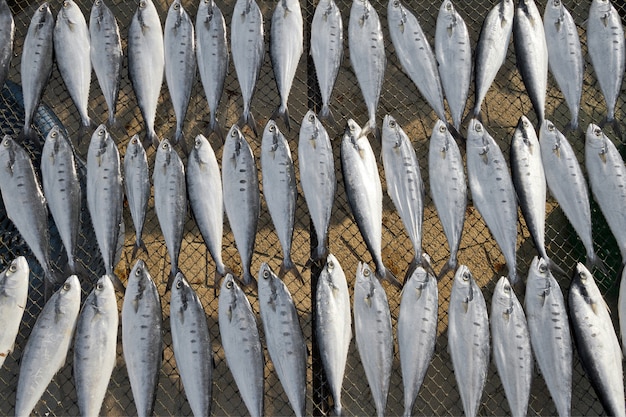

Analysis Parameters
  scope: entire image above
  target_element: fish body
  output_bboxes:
[270,0,303,129]
[128,0,164,148]
[0,136,57,290]
[170,272,212,417]
[218,274,264,417]
[41,126,81,275]
[54,0,91,130]
[398,265,438,417]
[298,111,335,261]
[569,263,625,417]
[466,119,518,284]
[387,0,446,123]
[310,0,342,121]
[231,0,264,137]
[153,139,186,289]
[14,275,81,417]
[0,0,14,90]
[124,135,150,258]
[473,0,514,118]
[543,0,583,130]
[513,0,548,124]
[258,264,307,417]
[261,121,300,280]
[490,276,532,417]
[428,120,466,277]
[381,115,424,277]
[341,119,398,286]
[353,262,392,417]
[539,120,599,268]
[196,0,228,141]
[585,124,626,262]
[90,0,122,126]
[0,257,29,370]
[315,254,351,416]
[448,265,490,417]
[348,0,385,138]
[619,267,626,357]
[587,0,625,126]
[222,125,259,285]
[74,275,118,417]
[87,125,124,292]
[435,0,471,130]
[164,0,196,145]
[525,256,571,417]
[187,134,227,285]
[21,3,54,140]
[122,260,162,417]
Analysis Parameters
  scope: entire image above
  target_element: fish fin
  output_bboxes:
[403,256,420,284]
[238,111,258,138]
[241,270,258,290]
[565,118,579,133]
[208,118,224,145]
[279,259,305,285]
[131,238,148,259]
[318,105,337,128]
[464,108,476,127]
[271,105,291,132]
[18,126,41,148]
[146,130,160,149]
[313,244,328,264]
[376,265,402,289]
[587,251,608,276]
[178,133,190,156]
[76,117,94,146]
[165,270,176,293]
[437,258,458,281]
[110,273,126,293]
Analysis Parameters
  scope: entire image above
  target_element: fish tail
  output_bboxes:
[545,256,567,278]
[446,122,464,142]
[131,238,148,259]
[107,109,117,128]
[279,258,305,285]
[508,267,518,285]
[174,124,184,146]
[271,104,291,132]
[612,119,623,143]
[403,256,420,284]
[437,257,458,281]
[333,404,342,416]
[238,110,258,138]
[146,129,160,149]
[376,265,402,289]
[212,265,230,296]
[587,250,608,275]
[319,105,337,127]
[567,117,579,132]
[109,273,126,293]
[18,125,41,147]
[165,269,177,292]
[77,117,94,146]
[208,116,224,144]
[179,132,190,156]
[313,243,328,263]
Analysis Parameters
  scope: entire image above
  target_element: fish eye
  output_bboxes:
[139,0,146,8]
[135,267,141,276]
[173,2,180,9]
[445,2,452,10]
[462,271,470,281]
[51,130,57,138]
[63,1,69,7]
[95,0,101,4]
[547,122,555,132]
[392,0,399,7]
[39,4,46,11]
[439,124,447,133]
[3,138,9,147]
[475,123,482,133]
[327,260,334,270]
[363,267,370,277]
[594,128,602,137]
[269,124,276,132]
[195,137,202,147]
[9,262,17,273]
[538,263,547,273]
[97,281,104,290]
[98,127,105,136]
[307,113,315,122]
[63,282,71,291]
[162,141,169,150]
[389,119,396,128]
[231,129,237,137]
[263,269,270,279]
[176,279,183,289]
[503,283,511,293]
[226,279,233,289]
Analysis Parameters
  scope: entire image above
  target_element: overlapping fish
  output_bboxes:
[428,120,466,278]
[14,275,81,417]
[0,257,29,370]
[353,262,392,417]
[124,135,150,258]
[196,0,229,141]
[122,260,162,417]
[222,125,259,286]
[310,0,343,122]
[0,0,14,90]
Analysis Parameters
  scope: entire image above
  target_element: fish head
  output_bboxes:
[198,0,214,24]
[156,138,174,168]
[585,123,609,163]
[55,274,81,316]
[513,115,537,153]
[128,259,151,311]
[387,0,407,32]
[406,266,428,301]
[301,111,320,148]
[493,276,514,312]
[172,271,191,313]
[33,3,52,28]
[381,115,403,152]
[342,119,363,156]
[126,134,145,159]
[168,0,186,26]
[226,124,244,157]
[89,124,109,157]
[572,262,603,313]
[259,263,280,311]
[356,262,376,308]
[0,135,18,174]
[0,256,29,295]
[529,256,552,304]
[539,120,562,158]
[190,134,211,166]
[262,120,281,155]
[430,120,451,158]
[220,274,242,322]
[467,119,490,163]
[453,265,474,312]
[322,254,343,292]
[90,275,116,311]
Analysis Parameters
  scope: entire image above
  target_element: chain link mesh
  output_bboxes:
[0,0,624,415]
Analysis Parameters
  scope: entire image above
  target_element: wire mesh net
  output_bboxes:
[0,0,624,415]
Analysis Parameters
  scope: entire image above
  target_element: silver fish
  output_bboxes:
[466,119,518,284]
[315,254,351,416]
[124,135,150,258]
[311,0,343,122]
[261,120,301,281]
[20,3,54,142]
[128,0,164,148]
[41,126,81,275]
[218,274,264,417]
[74,275,118,417]
[153,139,186,290]
[539,120,600,270]
[587,0,625,135]
[0,257,29,370]
[585,124,626,263]
[341,119,399,287]
[398,265,438,417]
[122,260,162,417]
[473,0,514,118]
[90,0,123,126]
[87,125,125,292]
[231,0,264,137]
[222,125,259,286]
[270,0,303,130]
[170,272,213,417]
[348,0,385,138]
[513,0,548,124]
[569,263,625,417]
[448,265,490,417]
[54,0,91,132]
[196,0,229,142]
[619,267,626,357]
[381,115,424,280]
[543,0,583,131]
[258,264,306,417]
[387,0,447,124]
[353,262,392,417]
[298,111,336,261]
[490,276,532,417]
[0,136,58,292]
[525,256,572,417]
[435,0,471,131]
[164,0,196,145]
[187,134,228,286]
[14,275,81,417]
[428,120,466,278]
[0,0,14,90]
